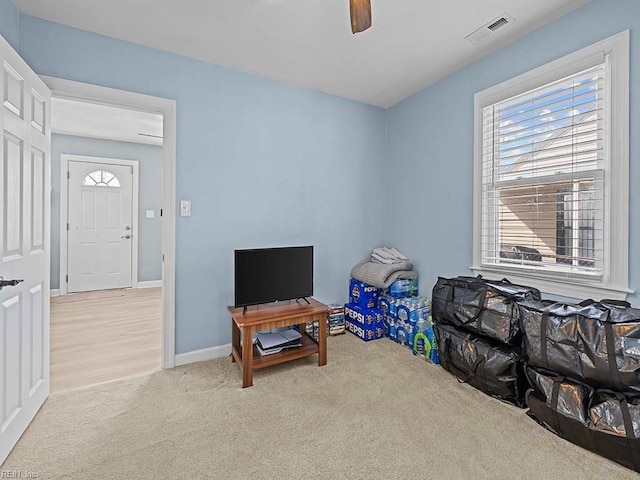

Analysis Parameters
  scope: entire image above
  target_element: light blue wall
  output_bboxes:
[386,0,640,304]
[0,0,19,50]
[18,15,386,354]
[50,134,163,289]
[11,0,634,354]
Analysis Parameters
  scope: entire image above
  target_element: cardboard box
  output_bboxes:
[344,303,383,325]
[345,317,384,342]
[344,303,384,342]
[349,279,380,309]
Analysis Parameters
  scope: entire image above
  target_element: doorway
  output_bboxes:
[42,76,176,393]
[51,106,162,393]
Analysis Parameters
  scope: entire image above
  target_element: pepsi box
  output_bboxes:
[349,279,380,309]
[344,303,384,342]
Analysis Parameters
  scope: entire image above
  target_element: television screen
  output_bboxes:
[234,246,313,308]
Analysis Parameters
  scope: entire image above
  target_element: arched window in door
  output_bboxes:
[81,170,120,187]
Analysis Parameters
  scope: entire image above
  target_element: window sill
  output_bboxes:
[470,265,633,301]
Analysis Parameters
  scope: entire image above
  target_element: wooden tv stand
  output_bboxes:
[228,298,328,388]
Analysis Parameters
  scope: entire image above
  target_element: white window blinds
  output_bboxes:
[481,64,605,276]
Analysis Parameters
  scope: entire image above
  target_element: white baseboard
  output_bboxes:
[50,289,60,298]
[137,280,163,289]
[175,344,232,367]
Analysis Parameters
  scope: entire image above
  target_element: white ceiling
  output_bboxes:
[52,97,164,146]
[14,0,590,108]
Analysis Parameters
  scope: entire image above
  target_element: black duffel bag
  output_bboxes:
[526,367,640,473]
[520,299,640,392]
[434,323,525,407]
[432,275,540,345]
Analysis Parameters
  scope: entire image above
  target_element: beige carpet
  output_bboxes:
[3,334,637,480]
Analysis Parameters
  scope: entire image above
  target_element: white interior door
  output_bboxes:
[67,161,133,293]
[0,35,51,463]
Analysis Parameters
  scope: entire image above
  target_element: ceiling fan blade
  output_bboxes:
[350,0,372,34]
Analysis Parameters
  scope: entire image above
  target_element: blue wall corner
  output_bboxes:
[386,0,640,303]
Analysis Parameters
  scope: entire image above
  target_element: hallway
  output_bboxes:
[50,287,162,394]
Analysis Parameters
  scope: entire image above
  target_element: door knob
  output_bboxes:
[0,278,23,291]
[121,234,131,239]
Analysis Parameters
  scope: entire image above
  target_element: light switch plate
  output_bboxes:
[146,210,155,219]
[180,200,191,217]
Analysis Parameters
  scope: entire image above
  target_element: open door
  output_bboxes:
[0,33,51,464]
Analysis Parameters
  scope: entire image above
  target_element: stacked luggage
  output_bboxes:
[432,274,640,472]
[431,275,541,407]
[520,299,640,472]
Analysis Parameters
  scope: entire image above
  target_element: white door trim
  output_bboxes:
[60,155,140,293]
[137,280,164,289]
[42,75,177,369]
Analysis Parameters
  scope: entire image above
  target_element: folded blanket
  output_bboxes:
[371,247,408,264]
[372,252,396,264]
[386,247,408,260]
[350,259,417,289]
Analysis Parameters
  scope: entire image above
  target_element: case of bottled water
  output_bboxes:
[386,279,419,298]
[379,294,439,363]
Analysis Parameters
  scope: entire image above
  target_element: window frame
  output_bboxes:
[81,170,121,187]
[472,31,630,300]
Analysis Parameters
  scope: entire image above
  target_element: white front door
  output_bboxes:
[67,160,133,292]
[0,35,51,463]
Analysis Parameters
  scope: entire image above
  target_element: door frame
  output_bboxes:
[60,155,140,293]
[42,75,177,369]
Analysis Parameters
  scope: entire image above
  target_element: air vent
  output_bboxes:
[488,17,509,31]
[465,13,515,44]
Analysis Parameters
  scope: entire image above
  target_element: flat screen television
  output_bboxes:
[234,246,313,308]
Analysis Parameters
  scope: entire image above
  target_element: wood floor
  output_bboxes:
[50,287,162,394]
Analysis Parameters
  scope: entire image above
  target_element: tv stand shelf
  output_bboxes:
[228,298,328,388]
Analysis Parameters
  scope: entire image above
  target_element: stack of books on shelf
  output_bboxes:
[255,328,302,356]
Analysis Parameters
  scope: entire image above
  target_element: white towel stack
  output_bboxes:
[371,247,409,265]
